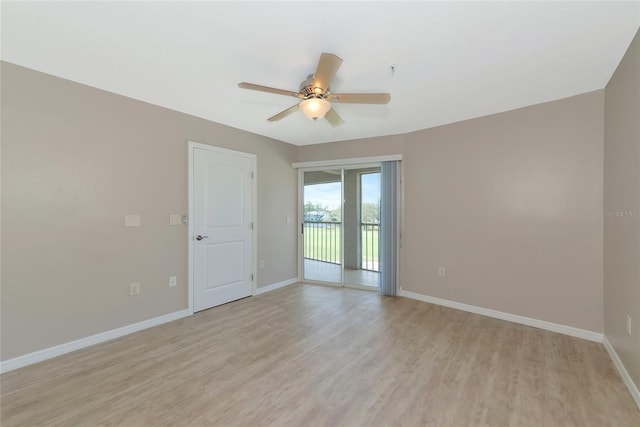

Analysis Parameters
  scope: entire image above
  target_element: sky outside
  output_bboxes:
[305,172,380,210]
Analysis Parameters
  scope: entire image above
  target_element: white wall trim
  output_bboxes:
[188,142,195,315]
[603,336,640,410]
[292,154,402,169]
[254,278,298,295]
[297,169,304,282]
[399,290,604,343]
[0,309,190,374]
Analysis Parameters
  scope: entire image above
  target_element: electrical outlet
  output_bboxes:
[259,260,265,269]
[438,267,446,277]
[627,314,632,336]
[129,282,140,296]
[169,276,177,288]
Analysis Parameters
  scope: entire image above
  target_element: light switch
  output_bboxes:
[129,282,140,295]
[125,215,141,227]
[169,214,182,226]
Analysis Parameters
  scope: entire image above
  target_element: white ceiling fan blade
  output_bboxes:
[267,104,300,121]
[327,93,391,104]
[324,108,345,127]
[238,82,302,98]
[312,53,343,94]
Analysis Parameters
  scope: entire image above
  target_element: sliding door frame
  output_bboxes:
[297,167,345,288]
[293,155,402,290]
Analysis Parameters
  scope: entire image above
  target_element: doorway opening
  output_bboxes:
[302,166,381,289]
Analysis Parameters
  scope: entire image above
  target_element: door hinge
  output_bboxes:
[250,171,254,179]
[250,222,254,230]
[251,274,254,281]
[301,222,304,234]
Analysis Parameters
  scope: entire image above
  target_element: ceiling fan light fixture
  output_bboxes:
[299,97,331,120]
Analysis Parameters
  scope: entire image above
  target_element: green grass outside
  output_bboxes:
[360,225,379,263]
[303,225,341,263]
[303,223,379,265]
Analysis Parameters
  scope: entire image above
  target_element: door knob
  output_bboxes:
[195,235,209,241]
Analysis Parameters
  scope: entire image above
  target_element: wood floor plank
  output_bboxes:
[2,284,639,426]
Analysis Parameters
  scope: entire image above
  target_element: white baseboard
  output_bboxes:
[1,279,300,374]
[603,336,640,410]
[399,290,603,343]
[0,309,190,374]
[255,277,298,295]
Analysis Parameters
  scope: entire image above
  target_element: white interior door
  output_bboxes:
[192,145,255,312]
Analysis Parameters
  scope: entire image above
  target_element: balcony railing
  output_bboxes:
[361,223,379,272]
[303,221,341,265]
[303,221,380,272]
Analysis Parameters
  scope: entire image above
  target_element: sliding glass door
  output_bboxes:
[302,166,380,289]
[303,169,343,284]
[345,170,380,288]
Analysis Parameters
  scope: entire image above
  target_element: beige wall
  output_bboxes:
[1,62,298,361]
[604,30,640,389]
[2,52,630,370]
[298,91,605,332]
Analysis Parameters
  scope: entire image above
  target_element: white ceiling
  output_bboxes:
[2,1,639,146]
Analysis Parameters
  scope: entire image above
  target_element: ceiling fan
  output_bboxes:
[238,53,391,127]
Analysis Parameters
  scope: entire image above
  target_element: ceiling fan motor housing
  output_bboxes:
[299,76,326,99]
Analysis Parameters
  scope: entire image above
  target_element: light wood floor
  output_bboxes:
[304,259,380,288]
[1,284,639,426]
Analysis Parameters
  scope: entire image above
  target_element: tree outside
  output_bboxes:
[361,201,380,224]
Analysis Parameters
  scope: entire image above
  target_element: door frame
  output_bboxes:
[294,154,402,289]
[298,168,346,288]
[188,141,257,315]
